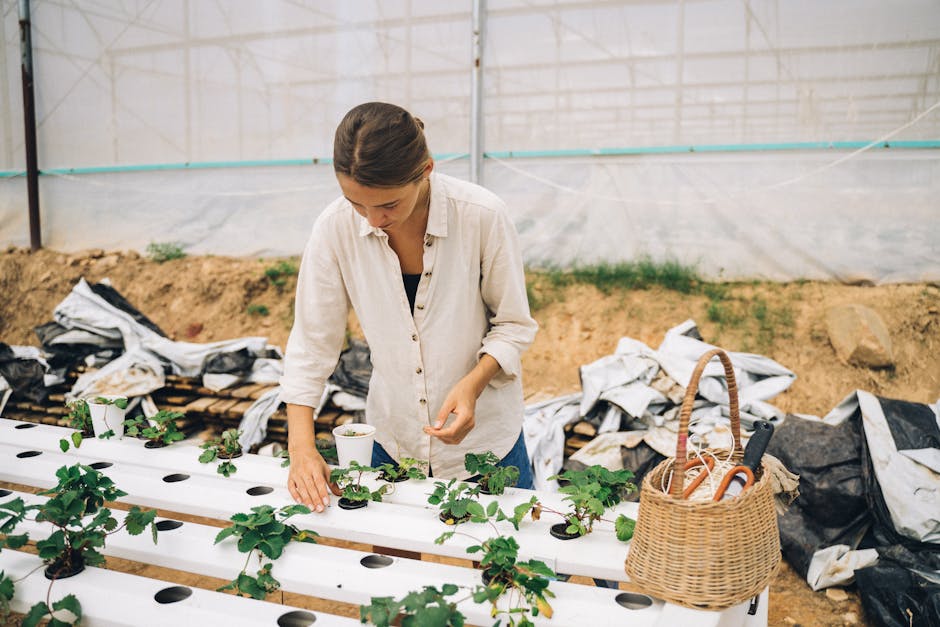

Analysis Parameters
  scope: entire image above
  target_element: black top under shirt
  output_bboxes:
[402,273,420,314]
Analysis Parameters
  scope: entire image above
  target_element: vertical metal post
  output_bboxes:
[18,0,41,250]
[470,0,485,185]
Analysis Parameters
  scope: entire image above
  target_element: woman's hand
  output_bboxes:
[424,376,478,444]
[424,354,501,445]
[287,446,340,512]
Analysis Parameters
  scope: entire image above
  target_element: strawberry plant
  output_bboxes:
[540,465,637,540]
[124,410,186,448]
[214,504,318,600]
[0,464,158,626]
[435,498,555,626]
[360,584,466,627]
[464,451,519,495]
[376,457,428,483]
[427,479,484,525]
[329,462,390,509]
[198,428,243,477]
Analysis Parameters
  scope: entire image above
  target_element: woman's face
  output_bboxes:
[337,170,430,233]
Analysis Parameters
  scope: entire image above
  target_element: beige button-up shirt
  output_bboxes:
[279,172,538,479]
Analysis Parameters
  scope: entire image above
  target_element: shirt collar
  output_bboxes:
[356,172,448,239]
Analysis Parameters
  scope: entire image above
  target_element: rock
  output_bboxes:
[838,274,876,287]
[124,250,141,260]
[825,587,849,602]
[97,254,120,269]
[87,248,105,259]
[841,611,858,624]
[826,304,894,367]
[782,618,797,626]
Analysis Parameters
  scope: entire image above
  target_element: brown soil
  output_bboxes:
[3,246,939,626]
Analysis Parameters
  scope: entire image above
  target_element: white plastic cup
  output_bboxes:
[331,424,376,468]
[86,395,128,440]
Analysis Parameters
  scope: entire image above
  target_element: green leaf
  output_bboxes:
[125,507,157,536]
[59,439,69,453]
[3,533,29,550]
[71,431,83,449]
[486,500,499,518]
[51,594,82,622]
[23,602,50,627]
[114,398,129,409]
[0,572,14,601]
[615,514,636,542]
[214,526,237,545]
[198,449,217,463]
[466,501,486,521]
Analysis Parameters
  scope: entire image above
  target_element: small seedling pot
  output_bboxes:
[144,440,167,449]
[219,450,243,460]
[332,424,376,468]
[550,522,583,541]
[338,497,369,510]
[87,395,128,440]
[44,550,85,580]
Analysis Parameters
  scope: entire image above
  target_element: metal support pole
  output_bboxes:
[18,0,41,251]
[470,0,485,185]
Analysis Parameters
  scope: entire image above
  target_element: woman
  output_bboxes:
[280,102,537,512]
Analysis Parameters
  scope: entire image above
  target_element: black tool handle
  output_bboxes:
[742,420,774,471]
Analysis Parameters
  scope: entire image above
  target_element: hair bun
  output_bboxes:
[413,116,425,130]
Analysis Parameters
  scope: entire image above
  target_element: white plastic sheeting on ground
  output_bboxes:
[523,319,795,492]
[53,278,279,399]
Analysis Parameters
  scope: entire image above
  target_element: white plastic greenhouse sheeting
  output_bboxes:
[0,418,770,626]
[1,1,938,282]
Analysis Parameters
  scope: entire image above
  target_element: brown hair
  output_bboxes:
[333,102,430,188]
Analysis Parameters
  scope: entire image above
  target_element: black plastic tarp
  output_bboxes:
[0,342,48,403]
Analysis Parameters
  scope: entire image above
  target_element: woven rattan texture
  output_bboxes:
[624,348,781,610]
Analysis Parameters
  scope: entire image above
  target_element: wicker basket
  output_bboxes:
[624,348,780,610]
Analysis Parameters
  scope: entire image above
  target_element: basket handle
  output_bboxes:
[668,348,743,498]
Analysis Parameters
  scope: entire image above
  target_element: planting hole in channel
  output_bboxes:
[16,450,42,458]
[247,486,274,496]
[615,592,654,610]
[277,610,318,626]
[89,462,113,470]
[14,423,36,429]
[360,554,394,569]
[154,586,193,604]
[0,489,11,498]
[162,473,190,483]
[155,520,183,531]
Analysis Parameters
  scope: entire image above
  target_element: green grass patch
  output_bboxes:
[246,303,270,316]
[146,241,186,263]
[264,259,299,290]
[525,258,701,311]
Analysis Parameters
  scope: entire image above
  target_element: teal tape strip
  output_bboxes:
[0,141,937,178]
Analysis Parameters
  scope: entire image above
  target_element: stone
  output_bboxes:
[841,611,858,624]
[825,587,849,602]
[826,304,894,367]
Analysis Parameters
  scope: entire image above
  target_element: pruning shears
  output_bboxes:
[712,420,774,501]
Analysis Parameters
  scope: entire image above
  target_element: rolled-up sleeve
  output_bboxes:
[278,211,351,408]
[478,204,538,388]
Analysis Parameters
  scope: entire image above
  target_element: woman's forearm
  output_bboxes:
[286,403,317,452]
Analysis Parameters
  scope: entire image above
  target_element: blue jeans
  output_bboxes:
[372,431,534,490]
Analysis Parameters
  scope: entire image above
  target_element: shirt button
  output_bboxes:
[416,304,425,310]
[416,367,423,374]
[411,334,418,341]
[419,398,427,404]
[424,271,432,278]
